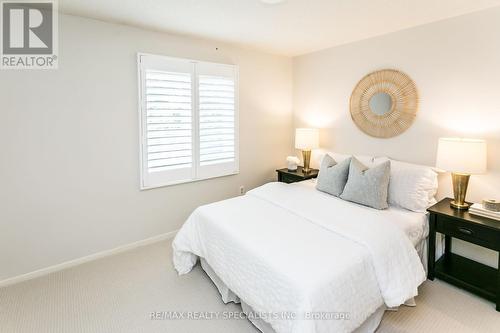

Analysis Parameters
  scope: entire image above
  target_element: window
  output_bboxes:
[138,54,239,189]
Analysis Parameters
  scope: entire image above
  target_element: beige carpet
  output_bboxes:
[1,240,498,333]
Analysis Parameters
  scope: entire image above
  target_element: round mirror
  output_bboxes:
[350,69,419,138]
[369,92,392,116]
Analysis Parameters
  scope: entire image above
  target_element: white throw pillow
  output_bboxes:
[386,160,438,212]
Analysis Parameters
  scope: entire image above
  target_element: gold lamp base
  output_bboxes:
[450,200,471,210]
[302,150,312,173]
[450,173,471,210]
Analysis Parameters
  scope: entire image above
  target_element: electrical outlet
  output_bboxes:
[239,186,245,195]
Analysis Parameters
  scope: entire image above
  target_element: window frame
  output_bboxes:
[137,53,239,190]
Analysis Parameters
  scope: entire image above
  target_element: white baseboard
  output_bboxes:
[0,230,178,288]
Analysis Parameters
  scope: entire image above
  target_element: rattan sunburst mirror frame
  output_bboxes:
[349,69,419,138]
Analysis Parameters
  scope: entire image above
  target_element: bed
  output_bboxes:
[173,179,428,333]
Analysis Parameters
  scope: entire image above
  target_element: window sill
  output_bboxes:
[140,170,239,190]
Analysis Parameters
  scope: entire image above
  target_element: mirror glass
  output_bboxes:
[369,92,392,115]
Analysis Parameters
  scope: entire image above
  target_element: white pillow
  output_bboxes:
[322,152,385,168]
[386,159,438,212]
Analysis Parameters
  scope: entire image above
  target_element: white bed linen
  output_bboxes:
[297,180,429,247]
[200,258,387,333]
[173,181,426,333]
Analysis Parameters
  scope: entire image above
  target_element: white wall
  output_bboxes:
[0,14,293,281]
[293,8,500,267]
[3,8,499,282]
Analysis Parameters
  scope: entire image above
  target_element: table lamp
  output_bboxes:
[295,128,319,173]
[436,138,487,209]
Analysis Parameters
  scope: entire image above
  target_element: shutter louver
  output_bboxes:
[199,75,235,166]
[145,70,192,172]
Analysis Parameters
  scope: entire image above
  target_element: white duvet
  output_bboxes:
[173,181,426,333]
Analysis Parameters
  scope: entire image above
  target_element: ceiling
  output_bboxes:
[59,0,500,56]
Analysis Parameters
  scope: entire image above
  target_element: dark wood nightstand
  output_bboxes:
[427,198,500,311]
[276,167,319,184]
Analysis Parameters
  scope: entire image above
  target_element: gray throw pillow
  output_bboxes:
[340,157,391,210]
[316,155,351,197]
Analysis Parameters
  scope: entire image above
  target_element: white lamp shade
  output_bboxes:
[295,128,319,150]
[436,138,487,174]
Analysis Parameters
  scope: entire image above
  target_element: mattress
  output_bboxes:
[173,181,427,333]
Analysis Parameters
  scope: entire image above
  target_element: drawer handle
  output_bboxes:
[458,227,473,235]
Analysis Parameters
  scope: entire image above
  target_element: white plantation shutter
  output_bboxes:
[138,54,238,189]
[197,62,238,179]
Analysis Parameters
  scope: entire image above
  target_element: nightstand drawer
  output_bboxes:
[280,173,302,183]
[436,216,500,250]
